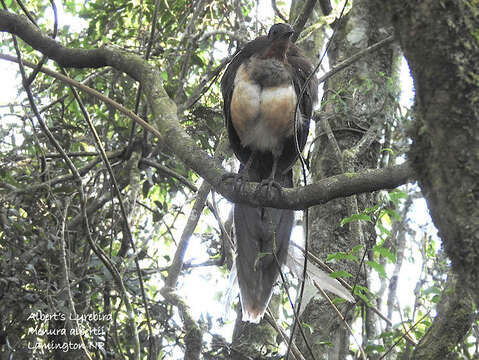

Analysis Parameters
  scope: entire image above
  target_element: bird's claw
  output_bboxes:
[222,172,249,192]
[256,178,283,199]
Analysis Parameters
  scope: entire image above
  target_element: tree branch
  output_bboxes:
[317,35,394,84]
[239,162,413,210]
[291,0,317,42]
[411,273,474,360]
[271,0,288,23]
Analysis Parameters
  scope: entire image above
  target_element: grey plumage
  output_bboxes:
[234,166,294,322]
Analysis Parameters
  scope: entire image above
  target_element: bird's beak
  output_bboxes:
[283,29,294,39]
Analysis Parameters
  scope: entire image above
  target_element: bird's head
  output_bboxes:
[262,23,294,61]
[267,23,294,42]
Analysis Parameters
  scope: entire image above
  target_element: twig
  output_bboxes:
[165,178,212,288]
[59,197,92,360]
[178,56,231,113]
[127,0,161,165]
[317,285,367,360]
[19,0,57,87]
[378,311,431,360]
[291,0,317,42]
[140,158,197,191]
[323,116,344,166]
[265,310,305,360]
[211,191,235,251]
[271,0,288,22]
[174,0,207,101]
[317,35,395,85]
[165,137,228,288]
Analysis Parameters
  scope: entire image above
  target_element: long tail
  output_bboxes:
[234,166,294,323]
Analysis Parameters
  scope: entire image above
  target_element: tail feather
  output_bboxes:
[234,166,293,323]
[286,247,355,307]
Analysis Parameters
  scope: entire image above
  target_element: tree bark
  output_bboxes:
[231,298,279,360]
[412,273,474,360]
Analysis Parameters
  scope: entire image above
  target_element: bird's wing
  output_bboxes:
[289,44,319,150]
[221,36,270,165]
[272,44,318,173]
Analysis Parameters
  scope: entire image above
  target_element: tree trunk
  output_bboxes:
[376,0,479,358]
[231,297,279,359]
[296,1,400,358]
[384,0,479,306]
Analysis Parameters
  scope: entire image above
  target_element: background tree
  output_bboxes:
[0,0,477,360]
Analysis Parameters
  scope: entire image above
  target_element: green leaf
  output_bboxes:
[382,208,401,221]
[354,285,373,306]
[363,204,380,214]
[329,270,353,279]
[316,340,334,347]
[191,53,204,66]
[389,189,408,205]
[422,285,441,296]
[365,344,386,353]
[366,260,387,278]
[373,245,396,262]
[377,222,391,237]
[354,290,371,305]
[351,244,364,254]
[379,211,392,226]
[340,213,372,226]
[331,297,348,305]
[302,322,314,334]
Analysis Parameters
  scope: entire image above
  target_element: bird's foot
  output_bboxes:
[256,178,283,199]
[222,171,249,192]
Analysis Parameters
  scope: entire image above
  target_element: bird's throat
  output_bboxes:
[262,38,289,61]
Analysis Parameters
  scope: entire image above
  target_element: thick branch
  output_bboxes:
[228,162,413,210]
[0,10,414,211]
[411,274,474,360]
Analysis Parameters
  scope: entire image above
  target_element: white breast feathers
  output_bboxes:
[230,63,300,154]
